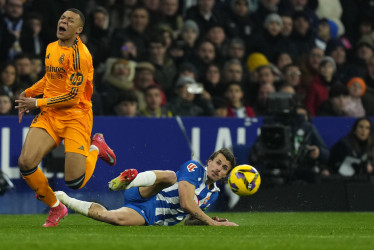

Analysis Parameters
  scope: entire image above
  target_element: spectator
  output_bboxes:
[133,62,166,110]
[327,117,374,178]
[157,24,174,50]
[355,35,374,65]
[305,56,337,116]
[0,63,18,99]
[212,96,228,117]
[148,34,176,97]
[280,12,293,38]
[253,82,275,116]
[29,55,43,83]
[257,65,276,86]
[168,76,215,116]
[139,85,172,117]
[13,53,32,86]
[169,20,199,64]
[226,0,254,43]
[251,0,280,32]
[185,0,226,35]
[0,91,12,115]
[318,84,349,116]
[105,59,136,90]
[345,77,366,118]
[250,13,295,63]
[118,39,138,61]
[298,47,324,102]
[157,0,183,35]
[85,6,111,67]
[222,59,243,85]
[0,0,24,61]
[202,63,224,98]
[177,62,198,80]
[19,12,46,58]
[190,40,217,77]
[291,105,330,183]
[362,56,374,116]
[113,89,139,117]
[282,63,301,92]
[286,0,319,29]
[206,24,227,55]
[276,52,293,71]
[225,38,246,63]
[111,6,150,59]
[325,38,365,84]
[315,0,344,38]
[317,18,339,46]
[224,82,255,118]
[290,11,317,57]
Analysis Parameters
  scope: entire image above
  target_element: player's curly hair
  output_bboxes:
[208,148,237,173]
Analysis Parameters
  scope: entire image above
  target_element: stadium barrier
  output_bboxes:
[0,116,370,213]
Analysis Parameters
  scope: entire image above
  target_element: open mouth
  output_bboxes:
[58,26,67,33]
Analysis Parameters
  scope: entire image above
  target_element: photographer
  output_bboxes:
[326,117,374,179]
[168,76,215,116]
[249,93,329,184]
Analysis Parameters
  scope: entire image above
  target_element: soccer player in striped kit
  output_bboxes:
[56,148,239,226]
[15,9,116,227]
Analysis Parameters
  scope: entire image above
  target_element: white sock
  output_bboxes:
[126,171,156,189]
[62,195,93,216]
[51,200,60,208]
[90,145,99,152]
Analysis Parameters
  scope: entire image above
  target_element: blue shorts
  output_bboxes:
[123,187,157,225]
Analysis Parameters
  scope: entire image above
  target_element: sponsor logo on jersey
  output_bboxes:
[70,72,83,86]
[45,53,50,59]
[187,163,198,172]
[78,146,84,151]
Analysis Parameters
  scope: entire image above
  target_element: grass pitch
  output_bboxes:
[0,212,373,250]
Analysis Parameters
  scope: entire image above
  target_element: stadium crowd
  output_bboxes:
[1,0,374,118]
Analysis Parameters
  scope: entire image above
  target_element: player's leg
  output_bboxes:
[63,112,115,189]
[109,170,177,198]
[138,170,177,198]
[19,127,68,227]
[63,134,116,189]
[55,191,145,226]
[18,127,58,207]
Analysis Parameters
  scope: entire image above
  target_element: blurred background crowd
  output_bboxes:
[1,0,374,119]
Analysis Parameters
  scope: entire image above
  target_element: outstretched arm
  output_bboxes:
[184,214,232,226]
[178,181,238,226]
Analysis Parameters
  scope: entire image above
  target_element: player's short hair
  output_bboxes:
[208,148,237,172]
[67,8,85,27]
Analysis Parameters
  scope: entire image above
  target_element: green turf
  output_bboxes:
[0,212,373,250]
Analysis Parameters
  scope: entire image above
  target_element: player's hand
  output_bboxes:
[216,221,239,226]
[15,92,35,123]
[212,216,228,222]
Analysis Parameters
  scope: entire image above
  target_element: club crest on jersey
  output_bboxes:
[59,54,65,64]
[187,163,198,172]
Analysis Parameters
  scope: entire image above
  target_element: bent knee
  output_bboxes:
[164,170,177,185]
[18,155,38,170]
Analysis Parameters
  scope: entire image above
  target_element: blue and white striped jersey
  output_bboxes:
[153,160,220,226]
